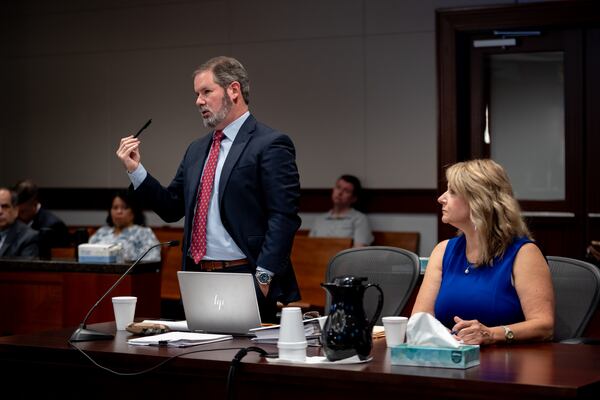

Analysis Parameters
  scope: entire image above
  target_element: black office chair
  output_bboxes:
[547,256,600,343]
[324,246,420,325]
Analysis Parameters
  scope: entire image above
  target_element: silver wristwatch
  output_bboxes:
[255,270,272,286]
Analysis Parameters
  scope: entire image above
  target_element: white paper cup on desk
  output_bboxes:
[277,307,307,361]
[112,296,137,330]
[382,316,408,347]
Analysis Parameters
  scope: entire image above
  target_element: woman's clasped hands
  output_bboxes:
[451,316,494,345]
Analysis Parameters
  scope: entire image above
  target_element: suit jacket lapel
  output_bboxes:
[219,115,256,204]
[0,225,16,256]
[0,239,7,256]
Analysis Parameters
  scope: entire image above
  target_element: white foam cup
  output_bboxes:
[277,307,307,361]
[382,316,408,347]
[112,296,137,330]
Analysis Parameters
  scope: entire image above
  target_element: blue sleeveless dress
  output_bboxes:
[434,235,531,329]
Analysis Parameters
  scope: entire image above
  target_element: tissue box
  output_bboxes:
[78,243,122,263]
[390,344,480,369]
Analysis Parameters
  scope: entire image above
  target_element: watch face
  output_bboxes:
[504,326,515,342]
[257,272,271,284]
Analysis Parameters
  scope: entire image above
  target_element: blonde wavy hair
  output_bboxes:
[446,159,531,266]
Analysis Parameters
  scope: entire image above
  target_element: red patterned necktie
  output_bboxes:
[190,130,225,263]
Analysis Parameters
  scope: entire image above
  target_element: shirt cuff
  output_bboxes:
[128,164,147,189]
[256,266,274,277]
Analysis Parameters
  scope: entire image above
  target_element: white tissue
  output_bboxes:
[406,312,460,348]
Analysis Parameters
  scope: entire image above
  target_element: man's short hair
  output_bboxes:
[194,56,250,105]
[13,179,39,205]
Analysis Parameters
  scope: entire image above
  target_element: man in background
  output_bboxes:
[13,179,70,247]
[0,187,39,257]
[309,174,373,247]
[116,56,301,322]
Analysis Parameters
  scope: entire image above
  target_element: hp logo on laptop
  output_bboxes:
[213,294,225,310]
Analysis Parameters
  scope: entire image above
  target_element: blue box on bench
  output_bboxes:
[390,344,480,369]
[77,243,122,264]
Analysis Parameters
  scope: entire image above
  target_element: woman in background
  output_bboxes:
[412,159,554,345]
[89,190,160,262]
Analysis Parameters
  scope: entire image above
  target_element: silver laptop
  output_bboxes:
[177,271,262,335]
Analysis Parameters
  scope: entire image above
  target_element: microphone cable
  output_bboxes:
[68,342,254,376]
[70,342,277,398]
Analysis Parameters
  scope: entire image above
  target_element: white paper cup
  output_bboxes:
[277,307,307,361]
[112,296,137,330]
[382,316,408,347]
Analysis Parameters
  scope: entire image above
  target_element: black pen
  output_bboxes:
[133,118,152,138]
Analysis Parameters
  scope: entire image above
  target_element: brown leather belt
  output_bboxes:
[199,258,248,271]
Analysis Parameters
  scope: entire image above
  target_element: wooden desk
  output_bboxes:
[0,259,161,336]
[0,321,599,399]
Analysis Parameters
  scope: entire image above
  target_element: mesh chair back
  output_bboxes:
[547,256,600,341]
[325,246,420,325]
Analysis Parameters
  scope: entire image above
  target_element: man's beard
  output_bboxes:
[202,94,233,128]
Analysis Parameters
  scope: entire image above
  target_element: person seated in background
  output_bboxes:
[0,187,39,257]
[309,174,373,247]
[13,179,70,247]
[412,159,554,345]
[89,190,161,262]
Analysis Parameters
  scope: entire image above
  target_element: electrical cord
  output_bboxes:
[226,346,278,400]
[70,341,278,398]
[69,341,245,376]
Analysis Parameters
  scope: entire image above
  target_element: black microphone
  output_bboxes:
[69,240,180,342]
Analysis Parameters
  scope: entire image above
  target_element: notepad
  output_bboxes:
[127,331,232,347]
[249,317,325,345]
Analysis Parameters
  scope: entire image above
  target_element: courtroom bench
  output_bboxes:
[0,257,161,335]
[296,229,420,254]
[54,226,183,301]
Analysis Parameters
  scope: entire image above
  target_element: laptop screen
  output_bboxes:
[177,271,262,335]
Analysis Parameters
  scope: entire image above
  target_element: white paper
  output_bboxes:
[128,331,232,347]
[373,325,385,335]
[406,312,460,348]
[249,316,325,340]
[266,355,372,365]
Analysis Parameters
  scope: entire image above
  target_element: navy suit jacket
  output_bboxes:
[134,115,301,303]
[32,208,70,247]
[0,220,39,258]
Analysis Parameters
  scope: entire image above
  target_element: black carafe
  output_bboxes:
[321,276,384,361]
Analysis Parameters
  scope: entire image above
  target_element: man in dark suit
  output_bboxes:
[0,187,39,258]
[13,179,71,247]
[117,56,301,322]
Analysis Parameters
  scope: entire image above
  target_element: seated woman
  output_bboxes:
[89,190,161,262]
[412,159,554,345]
